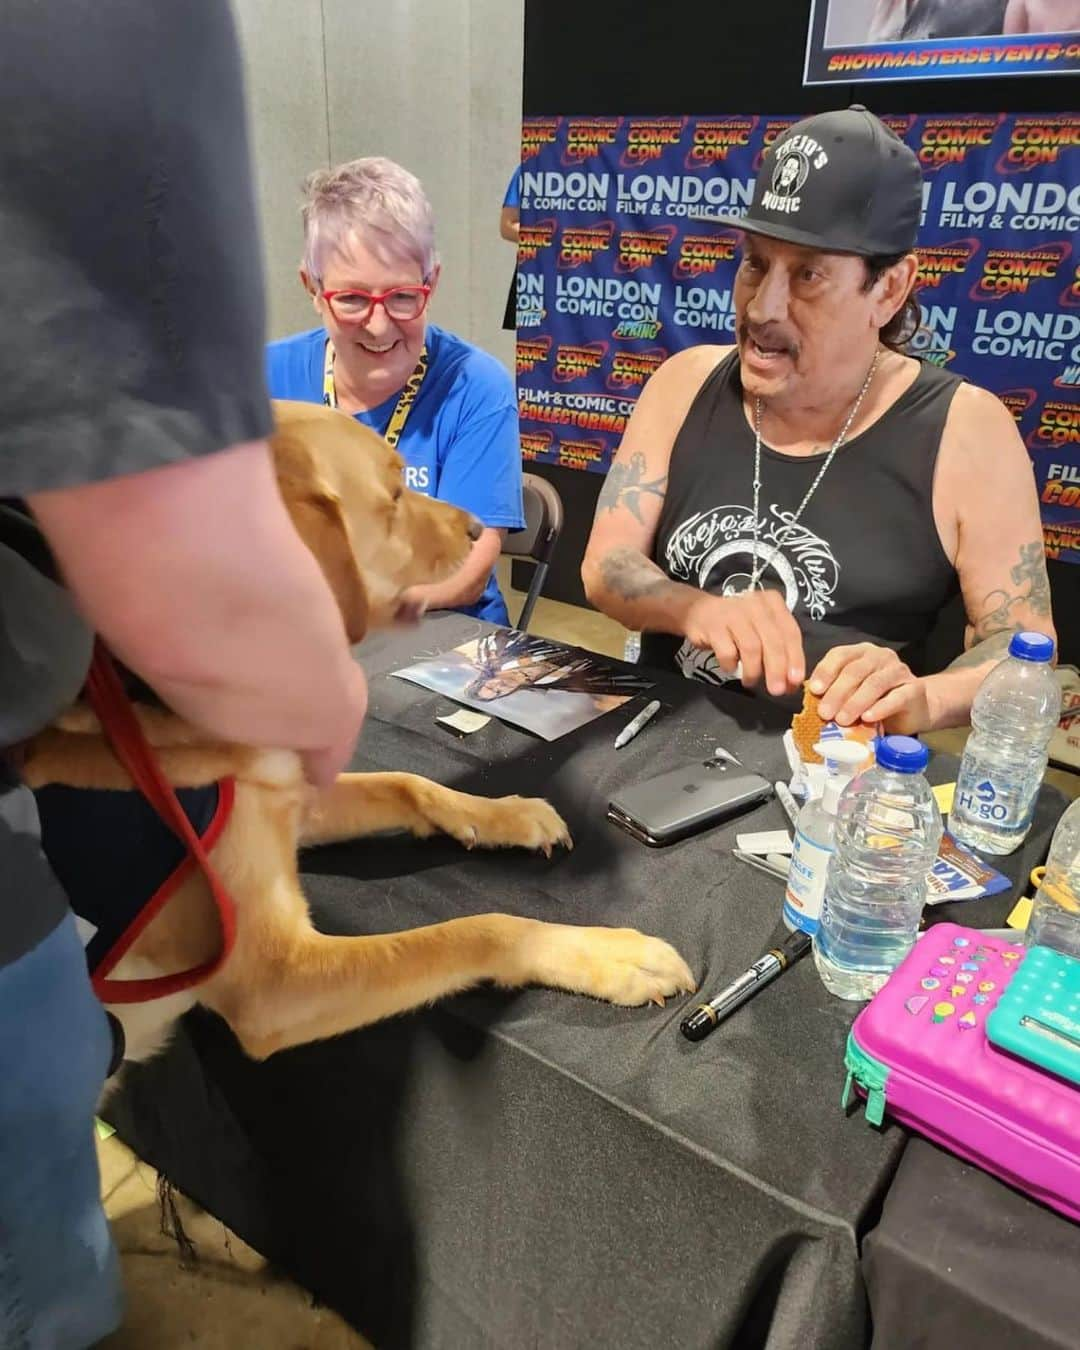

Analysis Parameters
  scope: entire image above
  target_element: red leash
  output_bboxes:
[82,642,238,1004]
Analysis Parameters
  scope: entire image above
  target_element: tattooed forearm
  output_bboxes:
[596,452,668,524]
[948,629,1014,672]
[970,540,1052,643]
[598,547,672,601]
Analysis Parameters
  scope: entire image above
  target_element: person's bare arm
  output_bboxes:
[1003,1,1030,33]
[28,441,367,785]
[581,347,805,695]
[405,527,503,609]
[500,206,520,244]
[833,384,1056,733]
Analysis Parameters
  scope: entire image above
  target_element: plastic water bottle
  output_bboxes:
[949,632,1060,856]
[783,739,872,936]
[814,735,943,1001]
[623,631,641,663]
[1027,798,1080,958]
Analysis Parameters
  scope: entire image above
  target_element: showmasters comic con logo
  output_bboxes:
[606,348,668,392]
[621,118,686,168]
[999,115,1080,175]
[917,116,1000,171]
[562,118,622,166]
[673,232,739,280]
[557,222,615,270]
[516,336,552,376]
[685,118,757,170]
[519,430,554,461]
[517,219,556,263]
[971,243,1072,303]
[615,226,677,274]
[521,119,561,162]
[553,342,608,384]
[915,239,981,291]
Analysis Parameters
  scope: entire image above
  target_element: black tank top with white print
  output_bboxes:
[641,351,962,705]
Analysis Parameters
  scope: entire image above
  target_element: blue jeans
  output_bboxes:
[0,914,123,1349]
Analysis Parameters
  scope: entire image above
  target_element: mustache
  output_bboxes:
[739,322,799,359]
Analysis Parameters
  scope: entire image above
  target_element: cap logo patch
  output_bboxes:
[762,134,829,216]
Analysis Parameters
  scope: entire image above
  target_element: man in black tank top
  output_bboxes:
[582,107,1054,735]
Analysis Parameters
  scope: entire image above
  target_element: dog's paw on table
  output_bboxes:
[417,786,573,855]
[523,925,696,1007]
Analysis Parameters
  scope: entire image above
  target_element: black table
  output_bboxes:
[105,616,1068,1350]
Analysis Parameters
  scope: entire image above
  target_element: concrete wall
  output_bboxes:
[231,0,523,370]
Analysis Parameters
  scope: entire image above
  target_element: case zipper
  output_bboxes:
[843,1033,890,1127]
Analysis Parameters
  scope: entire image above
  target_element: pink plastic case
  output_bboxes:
[844,923,1080,1222]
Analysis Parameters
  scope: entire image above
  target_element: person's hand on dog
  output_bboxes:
[810,642,930,734]
[684,589,805,697]
[301,660,369,787]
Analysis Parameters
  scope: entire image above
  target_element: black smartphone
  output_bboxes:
[607,759,773,847]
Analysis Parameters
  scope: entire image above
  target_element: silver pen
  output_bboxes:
[774,781,801,829]
[732,849,790,882]
[614,699,661,749]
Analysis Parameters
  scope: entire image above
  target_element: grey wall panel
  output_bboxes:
[232,0,330,340]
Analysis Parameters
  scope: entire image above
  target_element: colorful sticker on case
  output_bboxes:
[905,995,929,1015]
[932,1001,956,1022]
[973,993,990,1005]
[950,985,966,998]
[962,962,980,971]
[931,965,951,977]
[921,977,941,991]
[956,972,975,984]
[1003,951,1021,963]
[938,956,956,966]
[959,1011,978,1030]
[953,937,970,948]
[978,981,995,993]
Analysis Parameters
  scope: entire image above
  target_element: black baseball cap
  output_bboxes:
[710,106,923,257]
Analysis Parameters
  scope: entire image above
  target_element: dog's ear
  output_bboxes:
[271,423,370,644]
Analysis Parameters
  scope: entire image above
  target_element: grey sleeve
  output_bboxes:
[0,0,273,497]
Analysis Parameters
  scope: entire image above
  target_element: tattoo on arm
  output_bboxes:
[599,547,671,601]
[596,452,668,524]
[969,540,1052,644]
[948,629,1014,672]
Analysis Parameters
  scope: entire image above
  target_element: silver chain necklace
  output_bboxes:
[744,351,880,594]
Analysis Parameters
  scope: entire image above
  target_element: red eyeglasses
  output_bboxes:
[320,283,432,325]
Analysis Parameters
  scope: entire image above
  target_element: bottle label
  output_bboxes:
[953,765,1041,831]
[783,829,834,935]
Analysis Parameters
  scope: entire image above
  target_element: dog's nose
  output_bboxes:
[466,512,483,541]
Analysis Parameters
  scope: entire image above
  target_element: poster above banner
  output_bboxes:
[515,112,1080,564]
[804,1,1080,85]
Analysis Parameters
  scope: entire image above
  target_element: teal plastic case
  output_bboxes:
[985,944,1080,1087]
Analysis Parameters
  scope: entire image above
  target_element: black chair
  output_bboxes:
[501,473,564,631]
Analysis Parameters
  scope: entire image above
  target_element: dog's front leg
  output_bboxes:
[300,772,572,854]
[201,911,694,1060]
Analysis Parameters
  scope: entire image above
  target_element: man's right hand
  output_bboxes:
[683,589,805,696]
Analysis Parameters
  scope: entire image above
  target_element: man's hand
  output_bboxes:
[684,590,805,696]
[810,643,931,733]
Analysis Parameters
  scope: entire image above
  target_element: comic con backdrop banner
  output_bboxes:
[514,112,1080,564]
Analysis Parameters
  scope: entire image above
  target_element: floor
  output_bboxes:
[97,562,1077,1346]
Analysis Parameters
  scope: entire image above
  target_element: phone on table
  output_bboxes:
[607,758,773,847]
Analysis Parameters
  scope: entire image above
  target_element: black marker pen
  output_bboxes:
[680,930,811,1042]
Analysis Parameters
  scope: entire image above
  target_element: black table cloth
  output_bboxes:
[105,615,1068,1350]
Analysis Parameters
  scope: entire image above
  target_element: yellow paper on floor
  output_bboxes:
[933,782,955,814]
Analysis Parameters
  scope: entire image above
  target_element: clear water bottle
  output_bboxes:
[814,735,943,1001]
[1027,798,1080,958]
[949,632,1060,856]
[623,631,641,663]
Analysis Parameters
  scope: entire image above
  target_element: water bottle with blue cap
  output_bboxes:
[814,735,943,1001]
[949,631,1060,856]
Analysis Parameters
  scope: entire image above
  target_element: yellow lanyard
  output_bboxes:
[322,340,429,449]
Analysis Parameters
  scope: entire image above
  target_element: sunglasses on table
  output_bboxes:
[320,283,432,324]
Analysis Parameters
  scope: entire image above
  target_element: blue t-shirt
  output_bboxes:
[503,166,522,209]
[266,324,523,625]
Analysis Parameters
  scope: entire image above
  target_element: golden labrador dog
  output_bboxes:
[23,401,694,1069]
